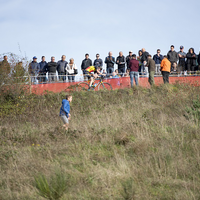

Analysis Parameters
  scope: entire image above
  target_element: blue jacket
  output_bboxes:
[153,54,163,64]
[57,60,68,73]
[93,58,103,68]
[29,61,40,75]
[60,99,70,117]
[39,61,48,73]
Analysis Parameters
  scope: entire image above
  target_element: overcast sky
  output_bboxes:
[1,0,200,72]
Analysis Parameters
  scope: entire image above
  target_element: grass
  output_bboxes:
[0,83,200,199]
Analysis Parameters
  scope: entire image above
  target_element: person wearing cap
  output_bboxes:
[116,51,126,76]
[28,56,40,84]
[153,49,163,75]
[167,45,179,72]
[177,46,186,75]
[126,51,134,70]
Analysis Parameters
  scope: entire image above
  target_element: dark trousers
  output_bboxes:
[118,67,125,76]
[162,71,169,84]
[58,72,66,81]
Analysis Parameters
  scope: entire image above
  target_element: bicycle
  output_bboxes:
[76,76,112,91]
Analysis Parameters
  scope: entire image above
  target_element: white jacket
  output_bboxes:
[66,64,77,75]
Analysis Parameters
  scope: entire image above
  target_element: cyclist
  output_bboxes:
[84,65,104,89]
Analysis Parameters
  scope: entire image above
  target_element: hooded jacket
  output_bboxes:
[186,48,197,66]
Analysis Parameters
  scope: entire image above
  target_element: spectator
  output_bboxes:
[93,54,103,71]
[102,69,107,76]
[137,50,143,75]
[39,56,48,83]
[126,51,133,70]
[28,56,40,83]
[177,46,186,75]
[13,62,25,83]
[167,45,178,72]
[129,54,139,87]
[116,51,126,76]
[141,48,149,76]
[57,55,68,82]
[124,68,130,77]
[198,51,200,71]
[105,51,115,75]
[186,48,196,75]
[153,49,163,75]
[112,71,119,78]
[146,55,156,86]
[0,55,11,75]
[160,55,171,84]
[81,53,92,77]
[66,58,77,82]
[47,56,57,82]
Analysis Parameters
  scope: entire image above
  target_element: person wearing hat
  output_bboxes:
[126,51,134,70]
[28,56,40,84]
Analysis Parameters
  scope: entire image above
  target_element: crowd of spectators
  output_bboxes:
[1,45,200,86]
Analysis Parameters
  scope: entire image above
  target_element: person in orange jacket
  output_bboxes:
[160,55,171,84]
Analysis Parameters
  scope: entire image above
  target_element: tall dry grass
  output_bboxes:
[0,84,200,199]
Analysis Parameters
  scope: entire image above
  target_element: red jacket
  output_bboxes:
[129,59,139,72]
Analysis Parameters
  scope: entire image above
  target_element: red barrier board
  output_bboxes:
[31,76,200,95]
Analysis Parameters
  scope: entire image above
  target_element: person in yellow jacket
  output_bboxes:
[160,55,171,84]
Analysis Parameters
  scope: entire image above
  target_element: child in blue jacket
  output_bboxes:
[59,95,72,130]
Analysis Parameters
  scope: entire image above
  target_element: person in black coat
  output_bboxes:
[186,48,196,74]
[197,51,200,71]
[47,56,57,82]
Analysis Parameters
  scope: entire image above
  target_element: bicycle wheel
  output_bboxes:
[98,82,112,90]
[76,82,89,91]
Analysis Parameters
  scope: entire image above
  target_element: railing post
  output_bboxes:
[29,75,32,94]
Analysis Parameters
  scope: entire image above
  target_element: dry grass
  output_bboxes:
[0,84,200,199]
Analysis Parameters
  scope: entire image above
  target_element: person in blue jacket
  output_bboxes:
[59,95,72,130]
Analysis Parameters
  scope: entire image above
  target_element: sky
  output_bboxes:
[1,0,200,73]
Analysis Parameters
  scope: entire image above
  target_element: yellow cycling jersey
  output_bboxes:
[86,66,96,73]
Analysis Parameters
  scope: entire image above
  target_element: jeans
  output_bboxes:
[118,67,125,76]
[155,64,161,74]
[39,72,47,83]
[58,72,66,81]
[130,71,139,87]
[68,75,75,82]
[106,67,114,76]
